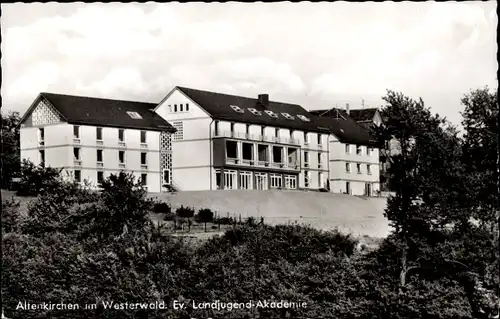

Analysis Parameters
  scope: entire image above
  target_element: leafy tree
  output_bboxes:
[1,111,21,189]
[16,159,63,197]
[176,206,195,231]
[196,208,214,232]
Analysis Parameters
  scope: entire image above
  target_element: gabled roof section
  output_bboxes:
[175,86,326,132]
[347,108,379,122]
[309,108,380,147]
[37,92,176,132]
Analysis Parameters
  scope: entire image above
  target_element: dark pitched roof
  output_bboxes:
[38,92,175,132]
[347,108,378,122]
[308,108,380,147]
[176,86,329,133]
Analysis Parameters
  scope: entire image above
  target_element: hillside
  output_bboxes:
[150,190,391,238]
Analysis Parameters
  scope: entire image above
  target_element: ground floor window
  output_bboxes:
[240,171,253,189]
[224,170,237,190]
[318,172,324,188]
[141,173,147,186]
[97,171,104,184]
[74,170,81,183]
[346,181,351,194]
[365,183,372,196]
[304,171,310,187]
[163,169,170,185]
[270,173,283,189]
[284,175,297,189]
[255,173,268,190]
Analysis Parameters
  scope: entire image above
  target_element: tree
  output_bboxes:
[1,111,21,189]
[196,208,214,232]
[176,206,195,232]
[16,160,64,197]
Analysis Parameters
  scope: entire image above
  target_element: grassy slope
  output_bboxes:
[150,190,391,238]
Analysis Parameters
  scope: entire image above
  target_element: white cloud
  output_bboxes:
[77,67,147,97]
[4,62,60,101]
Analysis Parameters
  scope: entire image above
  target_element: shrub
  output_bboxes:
[16,160,63,197]
[1,199,21,233]
[195,208,214,232]
[153,201,171,214]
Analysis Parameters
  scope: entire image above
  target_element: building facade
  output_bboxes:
[19,93,176,193]
[154,87,331,192]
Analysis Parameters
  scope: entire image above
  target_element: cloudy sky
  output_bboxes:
[1,2,497,126]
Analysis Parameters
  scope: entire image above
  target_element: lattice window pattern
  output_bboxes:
[160,132,173,186]
[32,100,61,126]
[172,122,184,141]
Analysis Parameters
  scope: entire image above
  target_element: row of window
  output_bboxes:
[168,103,190,113]
[73,170,171,185]
[345,182,374,196]
[215,170,299,190]
[346,162,372,175]
[38,126,149,144]
[304,171,325,188]
[303,151,323,168]
[72,148,149,166]
[214,120,324,144]
[229,105,311,122]
[346,144,374,156]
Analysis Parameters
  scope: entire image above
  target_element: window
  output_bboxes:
[174,104,178,112]
[168,105,172,112]
[119,151,125,164]
[367,164,372,175]
[304,151,309,167]
[180,104,183,112]
[284,175,297,189]
[173,122,184,140]
[317,134,322,145]
[96,127,103,141]
[270,173,283,189]
[163,170,170,185]
[239,171,253,190]
[261,126,265,136]
[38,128,45,144]
[186,103,189,111]
[304,171,310,187]
[141,174,147,186]
[126,111,142,119]
[74,170,81,183]
[97,149,103,162]
[345,144,350,154]
[275,128,279,138]
[346,162,351,173]
[74,147,80,160]
[248,108,262,116]
[140,131,147,144]
[318,153,322,168]
[39,150,45,166]
[264,110,278,118]
[318,172,324,188]
[356,145,362,155]
[297,115,310,122]
[118,129,125,142]
[230,105,244,113]
[214,121,220,136]
[97,171,104,184]
[357,163,362,174]
[230,122,235,134]
[304,132,309,144]
[346,182,351,194]
[73,126,80,139]
[281,112,294,120]
[255,173,268,190]
[290,129,294,138]
[368,147,374,156]
[245,124,250,136]
[141,152,147,165]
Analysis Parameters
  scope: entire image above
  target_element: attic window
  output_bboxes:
[230,105,244,113]
[248,108,262,116]
[264,110,278,118]
[297,115,310,122]
[281,112,295,120]
[127,111,142,119]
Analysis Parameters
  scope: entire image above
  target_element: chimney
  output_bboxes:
[258,94,269,107]
[346,103,350,115]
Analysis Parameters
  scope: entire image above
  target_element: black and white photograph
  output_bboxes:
[1,2,498,318]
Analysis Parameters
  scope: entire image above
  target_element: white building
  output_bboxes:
[154,86,380,195]
[18,93,176,193]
